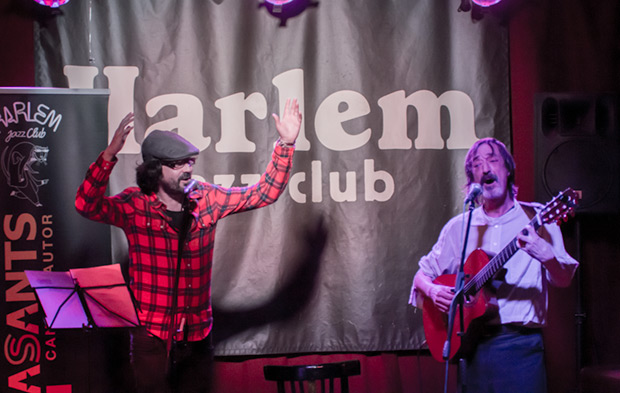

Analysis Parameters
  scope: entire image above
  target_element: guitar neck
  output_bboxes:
[463,213,541,295]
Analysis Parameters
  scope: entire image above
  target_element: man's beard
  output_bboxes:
[160,175,186,198]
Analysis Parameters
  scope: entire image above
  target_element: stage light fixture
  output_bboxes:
[259,0,317,26]
[33,0,71,7]
[471,0,502,7]
[264,0,295,13]
[457,0,500,20]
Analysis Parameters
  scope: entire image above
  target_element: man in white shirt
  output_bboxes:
[410,138,578,393]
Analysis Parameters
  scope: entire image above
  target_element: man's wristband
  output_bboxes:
[277,138,295,148]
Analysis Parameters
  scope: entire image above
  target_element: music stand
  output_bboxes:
[25,264,140,329]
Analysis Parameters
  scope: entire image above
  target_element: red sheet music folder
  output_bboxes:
[25,264,140,329]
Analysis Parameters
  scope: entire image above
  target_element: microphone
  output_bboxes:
[183,179,199,195]
[464,183,482,204]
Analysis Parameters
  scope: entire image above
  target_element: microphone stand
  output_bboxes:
[166,192,195,372]
[442,199,476,393]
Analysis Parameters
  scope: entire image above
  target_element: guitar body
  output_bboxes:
[422,249,499,362]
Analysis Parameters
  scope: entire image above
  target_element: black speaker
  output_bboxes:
[534,93,620,214]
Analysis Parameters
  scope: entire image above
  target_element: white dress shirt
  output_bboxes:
[410,201,579,327]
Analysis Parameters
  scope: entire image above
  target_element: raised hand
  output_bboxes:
[103,112,135,161]
[272,98,302,145]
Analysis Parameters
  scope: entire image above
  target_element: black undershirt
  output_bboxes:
[166,209,184,232]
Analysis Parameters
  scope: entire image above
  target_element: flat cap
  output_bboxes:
[141,130,199,162]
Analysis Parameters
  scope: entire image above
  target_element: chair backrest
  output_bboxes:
[264,360,361,393]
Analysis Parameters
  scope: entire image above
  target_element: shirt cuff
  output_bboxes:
[276,138,296,148]
[96,151,117,172]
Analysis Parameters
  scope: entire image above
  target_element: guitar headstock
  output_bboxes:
[540,188,580,225]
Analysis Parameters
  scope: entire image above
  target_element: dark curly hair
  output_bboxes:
[136,159,162,195]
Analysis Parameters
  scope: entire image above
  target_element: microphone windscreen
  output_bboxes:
[184,179,198,194]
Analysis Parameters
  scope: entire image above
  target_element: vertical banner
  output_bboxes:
[0,88,112,393]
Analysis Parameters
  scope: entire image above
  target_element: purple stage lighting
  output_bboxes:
[33,0,71,7]
[471,0,502,7]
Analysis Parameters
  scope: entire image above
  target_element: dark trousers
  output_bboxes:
[129,328,214,393]
[463,326,547,393]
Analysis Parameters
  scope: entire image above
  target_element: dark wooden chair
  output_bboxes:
[263,360,361,393]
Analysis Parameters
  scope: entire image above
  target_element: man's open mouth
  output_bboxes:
[482,176,497,185]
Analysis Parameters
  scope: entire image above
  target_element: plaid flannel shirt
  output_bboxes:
[75,144,294,341]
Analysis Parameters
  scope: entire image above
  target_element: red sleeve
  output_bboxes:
[75,152,136,228]
[208,143,294,219]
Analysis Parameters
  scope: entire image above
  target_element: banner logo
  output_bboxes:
[1,142,50,207]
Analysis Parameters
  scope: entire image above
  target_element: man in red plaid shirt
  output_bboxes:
[75,98,302,393]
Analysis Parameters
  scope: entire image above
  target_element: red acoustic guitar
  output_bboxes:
[422,188,579,362]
